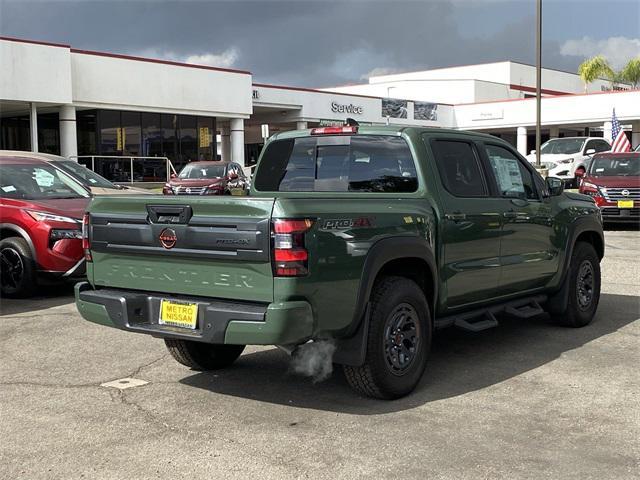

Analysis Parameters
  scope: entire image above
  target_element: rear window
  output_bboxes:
[254,135,418,192]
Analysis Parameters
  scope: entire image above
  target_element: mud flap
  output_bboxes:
[332,303,370,367]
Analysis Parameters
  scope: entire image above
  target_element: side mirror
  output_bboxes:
[530,149,536,155]
[170,173,177,179]
[585,148,596,155]
[546,177,564,197]
[575,169,585,178]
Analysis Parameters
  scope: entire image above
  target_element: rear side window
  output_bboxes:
[430,139,486,197]
[254,135,418,192]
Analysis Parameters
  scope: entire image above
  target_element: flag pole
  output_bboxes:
[535,0,542,168]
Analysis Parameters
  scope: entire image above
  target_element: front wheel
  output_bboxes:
[552,242,601,327]
[343,276,431,399]
[0,237,37,298]
[164,339,245,370]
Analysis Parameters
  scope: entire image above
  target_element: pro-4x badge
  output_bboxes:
[159,228,177,249]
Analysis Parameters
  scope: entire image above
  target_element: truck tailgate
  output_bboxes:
[87,196,275,302]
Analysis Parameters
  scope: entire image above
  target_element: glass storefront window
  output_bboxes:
[0,116,31,151]
[162,114,178,165]
[37,113,60,155]
[77,110,97,156]
[141,113,162,157]
[121,111,141,156]
[197,117,216,161]
[99,110,120,154]
[179,115,198,167]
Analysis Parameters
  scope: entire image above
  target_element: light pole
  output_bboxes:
[535,0,542,168]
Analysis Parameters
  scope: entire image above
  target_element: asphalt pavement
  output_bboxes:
[1,227,638,479]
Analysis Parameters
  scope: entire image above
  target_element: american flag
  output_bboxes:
[611,109,631,153]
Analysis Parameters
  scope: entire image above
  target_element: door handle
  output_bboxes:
[503,210,518,219]
[445,212,467,222]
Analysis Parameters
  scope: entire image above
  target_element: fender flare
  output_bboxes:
[547,215,604,315]
[333,236,438,366]
[0,223,37,263]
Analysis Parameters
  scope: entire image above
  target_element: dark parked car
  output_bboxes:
[579,152,640,222]
[0,151,152,195]
[163,161,249,195]
[0,155,90,297]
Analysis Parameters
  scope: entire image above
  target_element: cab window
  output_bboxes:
[254,135,418,193]
[430,139,487,197]
[485,144,537,200]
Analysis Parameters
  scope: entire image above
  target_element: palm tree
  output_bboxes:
[620,57,640,88]
[578,56,615,92]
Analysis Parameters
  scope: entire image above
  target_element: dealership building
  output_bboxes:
[1,36,639,180]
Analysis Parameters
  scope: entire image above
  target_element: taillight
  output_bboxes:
[272,219,313,277]
[310,126,358,135]
[82,213,92,262]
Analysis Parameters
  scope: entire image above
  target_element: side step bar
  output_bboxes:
[434,295,547,332]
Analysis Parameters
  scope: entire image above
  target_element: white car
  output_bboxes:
[526,137,611,186]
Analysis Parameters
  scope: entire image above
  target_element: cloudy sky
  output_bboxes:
[1,0,638,87]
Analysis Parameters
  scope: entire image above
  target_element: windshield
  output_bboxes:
[589,156,640,176]
[539,138,585,155]
[55,160,117,189]
[178,164,227,179]
[0,163,90,200]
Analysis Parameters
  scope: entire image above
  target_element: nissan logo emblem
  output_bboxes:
[621,189,630,197]
[159,228,177,249]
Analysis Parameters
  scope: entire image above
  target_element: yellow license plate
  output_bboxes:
[618,200,634,209]
[159,300,198,329]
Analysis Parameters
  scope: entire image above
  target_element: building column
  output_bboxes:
[603,121,613,143]
[631,120,640,150]
[516,127,528,155]
[549,125,560,139]
[220,125,231,162]
[296,121,308,130]
[29,103,38,152]
[230,118,245,167]
[59,105,78,158]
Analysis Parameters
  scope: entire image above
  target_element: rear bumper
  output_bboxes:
[74,282,313,346]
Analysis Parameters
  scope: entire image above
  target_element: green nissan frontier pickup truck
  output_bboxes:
[75,125,604,399]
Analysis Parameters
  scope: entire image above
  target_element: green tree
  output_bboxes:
[619,57,640,88]
[578,56,615,92]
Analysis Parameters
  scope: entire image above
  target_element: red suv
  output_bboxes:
[579,152,640,222]
[163,161,249,195]
[0,155,90,297]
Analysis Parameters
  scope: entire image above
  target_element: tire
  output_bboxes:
[343,276,431,399]
[164,339,245,370]
[552,242,601,327]
[0,237,37,298]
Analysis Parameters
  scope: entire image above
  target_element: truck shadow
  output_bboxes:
[180,293,639,414]
[0,284,75,317]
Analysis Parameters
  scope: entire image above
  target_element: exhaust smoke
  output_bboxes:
[289,339,336,383]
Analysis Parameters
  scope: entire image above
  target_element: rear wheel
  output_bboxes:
[552,242,601,327]
[0,237,37,298]
[343,276,431,399]
[164,339,245,370]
